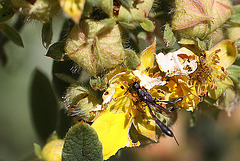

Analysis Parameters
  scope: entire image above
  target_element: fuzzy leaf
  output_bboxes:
[230,5,240,24]
[163,24,176,47]
[100,18,116,26]
[46,41,66,61]
[123,49,140,70]
[62,123,103,161]
[100,0,113,18]
[119,22,137,29]
[197,35,212,50]
[140,18,155,32]
[42,20,53,49]
[119,0,132,9]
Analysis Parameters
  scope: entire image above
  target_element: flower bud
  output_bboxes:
[117,0,154,23]
[41,139,64,161]
[65,19,125,77]
[65,84,101,122]
[171,0,233,39]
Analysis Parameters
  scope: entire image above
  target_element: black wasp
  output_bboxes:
[131,81,186,145]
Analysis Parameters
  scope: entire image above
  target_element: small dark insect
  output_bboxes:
[131,82,187,145]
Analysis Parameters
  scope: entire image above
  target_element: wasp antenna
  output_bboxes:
[173,94,189,104]
[173,134,179,146]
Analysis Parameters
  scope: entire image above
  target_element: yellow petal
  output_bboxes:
[91,111,133,160]
[133,109,157,142]
[59,0,86,23]
[167,75,200,111]
[206,40,237,68]
[138,40,156,72]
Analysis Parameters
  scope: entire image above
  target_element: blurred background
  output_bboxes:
[0,17,240,161]
[0,17,61,161]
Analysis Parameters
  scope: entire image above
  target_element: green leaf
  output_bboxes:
[0,0,14,23]
[119,21,137,29]
[140,18,155,32]
[119,0,132,9]
[30,69,58,142]
[227,65,240,77]
[100,18,116,26]
[230,5,240,24]
[100,0,113,18]
[42,20,53,49]
[62,123,103,161]
[46,41,66,61]
[34,143,42,159]
[1,23,24,47]
[228,65,240,84]
[163,23,176,47]
[197,35,212,50]
[123,49,140,70]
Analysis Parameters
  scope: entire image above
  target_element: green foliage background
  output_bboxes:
[0,18,60,160]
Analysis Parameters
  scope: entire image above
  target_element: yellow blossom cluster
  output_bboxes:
[91,39,237,160]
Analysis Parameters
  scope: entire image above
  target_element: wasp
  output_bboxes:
[131,81,186,145]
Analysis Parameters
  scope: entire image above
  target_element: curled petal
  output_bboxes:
[206,40,237,68]
[156,47,198,77]
[138,40,156,72]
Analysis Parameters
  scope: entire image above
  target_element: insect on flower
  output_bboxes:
[130,81,187,145]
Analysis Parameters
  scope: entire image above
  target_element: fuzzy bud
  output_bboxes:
[41,139,64,161]
[65,84,101,122]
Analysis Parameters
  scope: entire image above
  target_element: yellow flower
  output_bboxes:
[166,75,200,111]
[156,47,200,111]
[190,40,237,99]
[92,41,177,160]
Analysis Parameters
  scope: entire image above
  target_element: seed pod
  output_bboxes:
[65,19,126,77]
[171,0,233,39]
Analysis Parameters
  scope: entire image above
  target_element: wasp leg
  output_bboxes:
[147,102,179,146]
